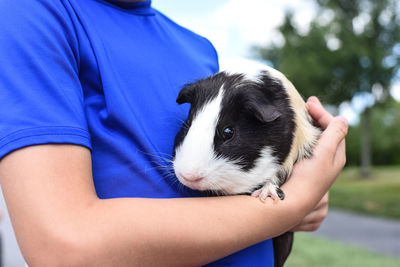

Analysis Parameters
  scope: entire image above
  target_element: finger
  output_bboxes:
[334,139,347,167]
[314,116,348,158]
[318,192,329,208]
[291,193,329,232]
[296,211,319,226]
[312,193,329,214]
[292,222,321,232]
[307,97,333,130]
[297,206,327,226]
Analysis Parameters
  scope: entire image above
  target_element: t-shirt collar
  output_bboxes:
[105,0,154,15]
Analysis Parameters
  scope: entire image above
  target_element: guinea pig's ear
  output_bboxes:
[176,84,195,104]
[250,102,282,123]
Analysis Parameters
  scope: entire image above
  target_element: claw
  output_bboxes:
[276,188,285,200]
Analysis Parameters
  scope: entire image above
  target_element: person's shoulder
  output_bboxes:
[154,9,214,46]
[153,9,218,66]
[0,0,68,15]
[0,0,70,29]
[0,0,77,51]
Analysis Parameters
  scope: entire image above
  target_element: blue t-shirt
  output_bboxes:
[0,0,274,265]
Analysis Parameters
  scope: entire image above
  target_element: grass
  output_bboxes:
[329,166,400,220]
[286,233,400,267]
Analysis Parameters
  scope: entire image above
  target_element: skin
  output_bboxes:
[0,96,347,266]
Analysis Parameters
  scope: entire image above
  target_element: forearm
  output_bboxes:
[81,161,334,267]
[61,193,305,266]
[3,173,324,267]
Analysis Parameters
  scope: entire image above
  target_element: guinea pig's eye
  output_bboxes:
[222,126,234,141]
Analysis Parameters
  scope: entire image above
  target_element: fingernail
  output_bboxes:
[307,96,318,103]
[336,116,348,125]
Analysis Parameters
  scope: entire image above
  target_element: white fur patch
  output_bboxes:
[219,57,266,82]
[210,147,279,194]
[173,87,224,189]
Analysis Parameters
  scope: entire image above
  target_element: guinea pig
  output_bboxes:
[172,64,320,201]
[171,62,321,267]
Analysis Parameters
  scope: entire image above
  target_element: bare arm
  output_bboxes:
[0,111,347,267]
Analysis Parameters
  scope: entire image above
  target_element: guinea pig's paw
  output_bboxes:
[251,183,285,202]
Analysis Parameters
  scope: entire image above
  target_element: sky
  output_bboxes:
[152,0,400,125]
[153,0,316,60]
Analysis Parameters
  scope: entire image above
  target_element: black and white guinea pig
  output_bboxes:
[172,62,320,201]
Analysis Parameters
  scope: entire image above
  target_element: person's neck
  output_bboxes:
[118,0,146,2]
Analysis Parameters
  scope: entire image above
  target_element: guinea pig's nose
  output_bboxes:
[182,174,204,183]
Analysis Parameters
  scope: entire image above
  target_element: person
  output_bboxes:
[0,0,348,266]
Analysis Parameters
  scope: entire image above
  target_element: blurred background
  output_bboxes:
[1,0,399,266]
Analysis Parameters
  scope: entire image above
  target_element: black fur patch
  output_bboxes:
[174,71,296,171]
[213,71,295,170]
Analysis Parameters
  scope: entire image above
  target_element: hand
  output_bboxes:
[289,96,347,231]
[291,192,328,232]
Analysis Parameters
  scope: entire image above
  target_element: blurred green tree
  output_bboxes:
[255,0,400,176]
[346,97,400,166]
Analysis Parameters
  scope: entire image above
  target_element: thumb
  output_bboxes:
[315,116,348,158]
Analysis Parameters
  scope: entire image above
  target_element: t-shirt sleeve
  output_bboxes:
[0,0,91,160]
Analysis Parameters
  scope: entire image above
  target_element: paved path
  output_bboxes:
[313,208,400,258]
